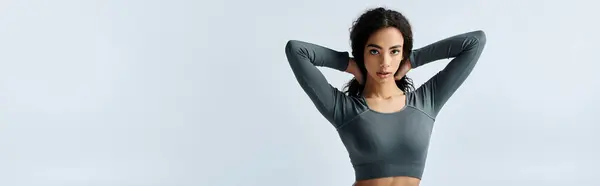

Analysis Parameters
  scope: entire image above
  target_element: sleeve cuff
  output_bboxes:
[334,51,351,72]
[409,51,418,69]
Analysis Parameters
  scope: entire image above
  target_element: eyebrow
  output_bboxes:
[367,44,402,49]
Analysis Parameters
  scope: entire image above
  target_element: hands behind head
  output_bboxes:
[347,58,364,85]
[394,59,412,80]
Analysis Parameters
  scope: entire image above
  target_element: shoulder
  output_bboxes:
[329,93,369,127]
[405,90,436,119]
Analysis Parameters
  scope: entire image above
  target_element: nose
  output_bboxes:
[380,55,392,68]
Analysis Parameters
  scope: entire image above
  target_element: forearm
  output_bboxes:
[345,58,360,74]
[285,40,350,72]
[409,30,486,69]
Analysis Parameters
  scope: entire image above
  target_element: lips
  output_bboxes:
[376,71,392,78]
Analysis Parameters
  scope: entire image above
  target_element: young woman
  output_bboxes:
[284,7,487,186]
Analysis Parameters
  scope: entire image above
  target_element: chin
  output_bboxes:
[380,78,395,83]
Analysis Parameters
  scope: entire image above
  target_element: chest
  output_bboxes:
[338,108,435,155]
[363,96,406,114]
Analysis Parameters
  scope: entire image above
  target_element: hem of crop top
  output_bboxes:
[353,161,424,181]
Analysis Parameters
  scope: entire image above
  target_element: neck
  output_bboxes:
[362,77,404,99]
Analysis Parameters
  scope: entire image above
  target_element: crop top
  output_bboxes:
[284,30,487,181]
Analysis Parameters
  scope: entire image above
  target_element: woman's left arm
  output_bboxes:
[410,30,487,118]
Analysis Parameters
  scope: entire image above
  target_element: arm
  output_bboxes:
[284,40,354,127]
[410,30,487,118]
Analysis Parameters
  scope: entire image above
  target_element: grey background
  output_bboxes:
[1,0,598,186]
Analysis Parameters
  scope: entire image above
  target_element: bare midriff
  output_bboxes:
[353,176,421,186]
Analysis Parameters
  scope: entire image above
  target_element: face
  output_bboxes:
[363,27,405,83]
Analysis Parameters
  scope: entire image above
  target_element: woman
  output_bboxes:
[284,7,486,186]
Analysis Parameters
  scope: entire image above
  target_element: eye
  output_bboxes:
[369,49,379,55]
[391,50,401,55]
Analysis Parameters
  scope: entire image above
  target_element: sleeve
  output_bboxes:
[409,30,487,118]
[284,40,357,127]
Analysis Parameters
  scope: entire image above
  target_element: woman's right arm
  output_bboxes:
[284,40,354,127]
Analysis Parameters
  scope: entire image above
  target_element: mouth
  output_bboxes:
[376,72,392,78]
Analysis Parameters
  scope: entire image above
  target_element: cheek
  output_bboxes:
[393,55,404,67]
[392,60,402,69]
[362,58,379,73]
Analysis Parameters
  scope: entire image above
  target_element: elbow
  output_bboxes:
[462,30,486,51]
[472,30,487,46]
[284,40,303,66]
[285,40,299,56]
[285,40,310,62]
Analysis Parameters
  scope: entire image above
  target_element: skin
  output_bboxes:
[345,27,420,186]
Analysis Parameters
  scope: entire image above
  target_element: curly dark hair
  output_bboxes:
[343,7,415,97]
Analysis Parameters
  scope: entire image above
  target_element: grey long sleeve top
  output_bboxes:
[284,30,487,181]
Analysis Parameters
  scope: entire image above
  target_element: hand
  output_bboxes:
[395,58,412,80]
[346,58,364,84]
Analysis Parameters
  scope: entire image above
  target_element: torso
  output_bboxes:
[334,91,435,186]
[353,94,421,186]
